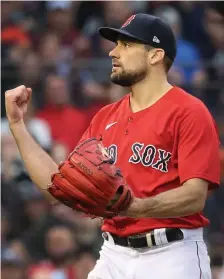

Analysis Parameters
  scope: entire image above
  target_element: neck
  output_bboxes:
[129,70,173,113]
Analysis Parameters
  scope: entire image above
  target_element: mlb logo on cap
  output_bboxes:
[121,15,136,28]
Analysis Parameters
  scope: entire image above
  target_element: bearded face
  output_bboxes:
[111,62,148,87]
[110,40,150,87]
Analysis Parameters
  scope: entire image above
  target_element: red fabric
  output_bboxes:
[36,105,88,152]
[1,25,31,47]
[84,102,108,123]
[177,101,220,187]
[79,86,220,237]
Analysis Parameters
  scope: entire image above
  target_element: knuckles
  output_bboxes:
[5,85,27,98]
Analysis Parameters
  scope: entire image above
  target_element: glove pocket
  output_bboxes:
[59,162,111,204]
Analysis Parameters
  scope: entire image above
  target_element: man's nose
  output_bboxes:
[109,45,120,58]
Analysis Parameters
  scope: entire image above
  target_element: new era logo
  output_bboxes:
[153,36,160,43]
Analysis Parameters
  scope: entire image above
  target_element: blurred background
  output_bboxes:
[1,1,224,279]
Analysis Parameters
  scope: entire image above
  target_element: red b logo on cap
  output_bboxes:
[121,15,136,28]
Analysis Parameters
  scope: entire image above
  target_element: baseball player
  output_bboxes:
[5,14,220,279]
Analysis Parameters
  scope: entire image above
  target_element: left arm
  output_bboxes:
[123,102,220,219]
[123,178,208,218]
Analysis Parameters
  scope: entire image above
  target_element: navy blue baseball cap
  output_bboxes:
[99,13,177,61]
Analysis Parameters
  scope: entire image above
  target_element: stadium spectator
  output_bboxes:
[202,3,224,113]
[1,252,27,279]
[154,6,207,93]
[74,247,97,279]
[28,224,78,279]
[36,73,88,152]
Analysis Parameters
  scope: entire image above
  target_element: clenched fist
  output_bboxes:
[5,85,32,126]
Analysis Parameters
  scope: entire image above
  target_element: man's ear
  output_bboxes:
[149,49,165,65]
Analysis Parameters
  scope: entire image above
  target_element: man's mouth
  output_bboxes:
[112,62,121,68]
[112,65,121,72]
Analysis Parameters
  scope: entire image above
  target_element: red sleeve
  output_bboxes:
[178,103,220,189]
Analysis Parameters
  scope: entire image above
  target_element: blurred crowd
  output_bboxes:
[1,1,224,279]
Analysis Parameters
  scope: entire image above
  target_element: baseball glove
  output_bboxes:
[47,138,133,218]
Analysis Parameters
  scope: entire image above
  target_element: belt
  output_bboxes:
[104,228,184,249]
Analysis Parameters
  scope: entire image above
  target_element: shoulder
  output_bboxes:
[171,88,218,138]
[167,87,210,113]
[164,87,216,129]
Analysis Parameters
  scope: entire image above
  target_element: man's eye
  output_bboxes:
[124,42,130,47]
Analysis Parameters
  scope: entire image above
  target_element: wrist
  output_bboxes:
[9,120,28,142]
[9,119,26,131]
[120,197,144,218]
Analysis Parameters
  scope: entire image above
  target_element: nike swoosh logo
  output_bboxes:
[105,122,118,130]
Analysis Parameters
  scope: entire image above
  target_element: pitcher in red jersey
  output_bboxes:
[84,13,220,279]
[5,13,220,279]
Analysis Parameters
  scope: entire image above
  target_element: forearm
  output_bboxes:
[126,182,207,218]
[10,121,58,203]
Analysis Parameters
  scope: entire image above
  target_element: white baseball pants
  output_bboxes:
[88,228,211,279]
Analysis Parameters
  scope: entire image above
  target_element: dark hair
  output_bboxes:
[144,44,173,73]
[163,55,173,72]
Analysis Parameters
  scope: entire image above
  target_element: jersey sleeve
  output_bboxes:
[178,103,220,189]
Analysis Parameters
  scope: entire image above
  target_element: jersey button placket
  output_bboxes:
[125,117,133,135]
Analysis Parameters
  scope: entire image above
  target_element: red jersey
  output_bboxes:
[80,87,220,236]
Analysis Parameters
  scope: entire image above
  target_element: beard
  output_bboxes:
[110,67,147,87]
